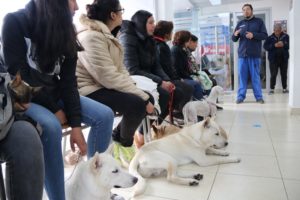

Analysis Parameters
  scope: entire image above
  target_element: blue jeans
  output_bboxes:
[25,96,114,200]
[0,121,44,200]
[238,58,263,101]
[183,79,204,100]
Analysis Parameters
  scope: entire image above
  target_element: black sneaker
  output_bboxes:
[283,89,289,93]
[256,99,265,104]
[216,105,223,110]
[269,89,274,95]
[236,99,243,104]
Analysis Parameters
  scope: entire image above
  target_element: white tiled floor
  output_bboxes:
[107,92,300,200]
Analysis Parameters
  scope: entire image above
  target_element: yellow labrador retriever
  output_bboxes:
[129,118,241,196]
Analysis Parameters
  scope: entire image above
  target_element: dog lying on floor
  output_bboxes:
[65,152,138,200]
[152,122,228,141]
[183,85,224,125]
[129,117,240,197]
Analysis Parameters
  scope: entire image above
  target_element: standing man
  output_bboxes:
[232,4,268,104]
[264,24,289,94]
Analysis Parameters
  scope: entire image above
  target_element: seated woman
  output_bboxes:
[1,0,114,199]
[153,20,193,114]
[171,30,204,100]
[76,0,154,161]
[119,10,192,125]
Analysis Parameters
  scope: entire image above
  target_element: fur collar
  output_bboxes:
[78,14,114,40]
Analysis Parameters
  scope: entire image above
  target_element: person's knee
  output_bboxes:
[8,121,43,163]
[94,103,114,124]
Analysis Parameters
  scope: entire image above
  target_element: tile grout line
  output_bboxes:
[206,104,237,200]
[262,102,290,200]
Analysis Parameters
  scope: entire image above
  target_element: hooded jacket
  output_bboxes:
[1,1,81,127]
[232,16,268,58]
[76,14,149,101]
[119,10,170,85]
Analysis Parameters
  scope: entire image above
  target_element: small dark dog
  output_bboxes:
[8,72,41,112]
[7,72,42,134]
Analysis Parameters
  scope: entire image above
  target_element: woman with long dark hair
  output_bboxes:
[76,0,154,162]
[1,0,114,199]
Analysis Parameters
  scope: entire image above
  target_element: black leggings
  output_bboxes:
[87,88,152,147]
[270,61,288,90]
[157,81,193,124]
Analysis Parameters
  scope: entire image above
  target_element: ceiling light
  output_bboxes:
[209,0,221,5]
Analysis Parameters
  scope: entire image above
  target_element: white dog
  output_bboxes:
[65,152,138,200]
[129,118,240,197]
[183,85,224,125]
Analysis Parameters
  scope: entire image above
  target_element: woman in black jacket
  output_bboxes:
[171,30,204,100]
[1,0,114,199]
[119,10,192,124]
[153,20,193,113]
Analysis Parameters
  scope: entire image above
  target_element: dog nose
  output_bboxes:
[132,177,138,184]
[224,142,228,146]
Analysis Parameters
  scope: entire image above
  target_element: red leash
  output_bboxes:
[168,86,175,124]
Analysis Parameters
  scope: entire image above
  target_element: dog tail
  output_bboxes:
[129,151,146,197]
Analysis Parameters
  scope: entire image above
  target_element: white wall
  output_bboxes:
[288,0,300,113]
[155,0,289,32]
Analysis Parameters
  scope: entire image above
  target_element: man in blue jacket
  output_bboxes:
[232,4,268,104]
[264,24,289,94]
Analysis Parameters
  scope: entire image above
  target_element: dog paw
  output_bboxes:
[111,194,125,200]
[189,180,199,186]
[222,152,230,156]
[193,173,203,180]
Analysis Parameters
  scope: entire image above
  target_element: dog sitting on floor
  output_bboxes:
[183,85,224,125]
[65,152,138,200]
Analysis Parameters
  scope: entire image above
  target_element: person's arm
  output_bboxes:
[171,47,191,79]
[2,13,61,113]
[153,49,171,81]
[263,36,275,51]
[77,32,149,101]
[119,33,163,84]
[283,34,289,50]
[59,55,81,128]
[252,20,268,41]
[232,23,241,42]
[156,43,179,80]
[1,13,27,75]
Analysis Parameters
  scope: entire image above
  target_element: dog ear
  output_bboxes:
[152,124,158,134]
[91,152,102,171]
[203,117,211,128]
[11,71,22,87]
[31,86,42,95]
[105,143,114,155]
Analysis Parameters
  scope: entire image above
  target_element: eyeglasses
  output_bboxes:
[114,8,125,14]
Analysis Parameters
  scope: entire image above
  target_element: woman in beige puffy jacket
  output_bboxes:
[76,0,154,162]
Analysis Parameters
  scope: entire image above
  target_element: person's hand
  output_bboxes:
[245,31,254,39]
[234,29,241,36]
[277,41,284,47]
[161,81,175,92]
[55,110,68,128]
[70,127,87,156]
[14,102,30,112]
[146,102,154,114]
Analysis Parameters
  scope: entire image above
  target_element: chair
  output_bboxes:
[0,164,6,200]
